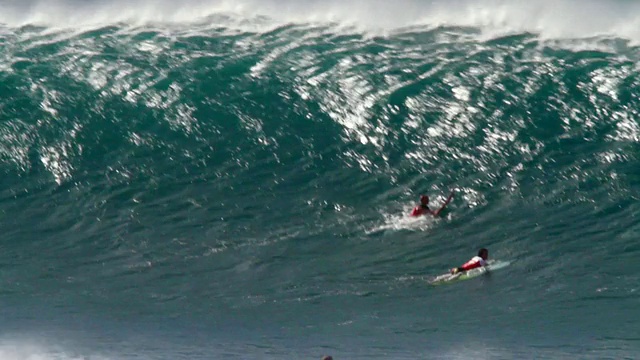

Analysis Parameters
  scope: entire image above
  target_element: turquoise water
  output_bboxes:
[1,1,639,359]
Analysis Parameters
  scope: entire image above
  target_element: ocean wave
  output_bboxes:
[1,14,639,358]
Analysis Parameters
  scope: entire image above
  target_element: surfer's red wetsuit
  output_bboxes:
[451,248,489,275]
[459,256,487,271]
[409,192,454,217]
[410,205,432,217]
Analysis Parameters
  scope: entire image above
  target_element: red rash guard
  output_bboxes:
[410,206,431,216]
[460,256,487,271]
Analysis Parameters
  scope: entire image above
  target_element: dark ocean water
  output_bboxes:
[1,1,640,359]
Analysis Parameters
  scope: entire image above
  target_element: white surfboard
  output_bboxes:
[429,260,511,286]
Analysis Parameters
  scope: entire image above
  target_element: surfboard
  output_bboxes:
[428,260,511,286]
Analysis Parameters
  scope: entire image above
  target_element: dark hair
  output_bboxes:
[478,248,488,256]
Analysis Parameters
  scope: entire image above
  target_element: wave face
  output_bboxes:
[1,2,639,359]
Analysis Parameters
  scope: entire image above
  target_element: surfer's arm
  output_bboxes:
[433,191,454,216]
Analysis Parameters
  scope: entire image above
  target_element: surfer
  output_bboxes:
[410,191,454,217]
[451,248,488,274]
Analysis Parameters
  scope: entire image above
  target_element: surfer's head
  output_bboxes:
[420,195,429,205]
[478,248,489,260]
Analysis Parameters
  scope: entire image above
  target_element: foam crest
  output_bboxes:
[1,0,640,41]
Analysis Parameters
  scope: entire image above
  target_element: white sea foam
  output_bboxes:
[1,0,640,42]
[0,337,110,360]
